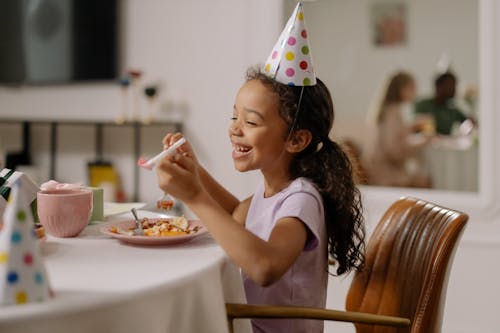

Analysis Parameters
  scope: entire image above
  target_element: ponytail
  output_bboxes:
[290,138,365,275]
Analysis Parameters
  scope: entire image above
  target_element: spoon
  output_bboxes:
[137,137,186,170]
[130,208,144,235]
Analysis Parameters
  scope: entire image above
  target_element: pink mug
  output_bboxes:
[37,189,93,237]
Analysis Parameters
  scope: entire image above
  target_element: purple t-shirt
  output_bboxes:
[243,177,328,333]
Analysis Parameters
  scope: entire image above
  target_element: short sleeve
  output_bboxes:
[274,192,323,251]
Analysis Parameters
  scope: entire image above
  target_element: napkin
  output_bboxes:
[0,181,51,305]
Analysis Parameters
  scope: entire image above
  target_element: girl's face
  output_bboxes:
[229,80,290,173]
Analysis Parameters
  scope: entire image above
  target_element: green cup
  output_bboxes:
[84,186,104,221]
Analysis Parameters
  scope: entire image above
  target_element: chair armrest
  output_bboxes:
[225,303,410,327]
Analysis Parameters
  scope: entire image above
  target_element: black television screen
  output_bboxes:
[0,0,119,84]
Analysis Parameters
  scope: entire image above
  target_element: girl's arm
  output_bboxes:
[232,196,252,225]
[157,154,307,286]
[163,133,239,214]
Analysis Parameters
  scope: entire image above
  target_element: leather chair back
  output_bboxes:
[346,197,468,333]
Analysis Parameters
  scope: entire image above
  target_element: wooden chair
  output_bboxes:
[226,197,468,333]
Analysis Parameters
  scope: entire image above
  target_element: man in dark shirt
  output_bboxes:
[415,72,468,135]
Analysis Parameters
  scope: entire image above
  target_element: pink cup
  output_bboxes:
[37,189,93,237]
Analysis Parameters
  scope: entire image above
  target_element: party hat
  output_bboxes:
[263,2,316,86]
[0,181,51,305]
[436,52,453,74]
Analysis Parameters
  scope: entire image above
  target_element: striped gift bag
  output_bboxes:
[0,169,39,219]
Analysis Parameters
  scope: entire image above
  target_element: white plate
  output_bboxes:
[100,219,207,246]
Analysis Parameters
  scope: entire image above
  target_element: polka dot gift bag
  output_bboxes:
[263,2,316,86]
[0,181,51,305]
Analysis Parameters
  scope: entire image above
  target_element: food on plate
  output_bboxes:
[34,224,46,239]
[141,216,197,236]
[109,225,120,234]
[109,216,200,237]
[0,222,45,239]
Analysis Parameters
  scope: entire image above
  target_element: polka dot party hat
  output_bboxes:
[0,181,51,305]
[436,52,453,74]
[263,2,316,86]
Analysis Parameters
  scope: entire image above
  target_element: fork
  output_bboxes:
[137,138,185,213]
[156,193,175,211]
[130,208,144,235]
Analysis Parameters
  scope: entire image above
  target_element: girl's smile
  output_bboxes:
[231,141,253,160]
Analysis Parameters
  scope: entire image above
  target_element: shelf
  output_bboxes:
[0,119,183,201]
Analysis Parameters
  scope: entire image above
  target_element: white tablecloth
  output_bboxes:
[0,213,251,333]
[423,136,478,192]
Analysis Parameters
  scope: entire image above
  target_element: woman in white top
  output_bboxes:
[363,71,431,187]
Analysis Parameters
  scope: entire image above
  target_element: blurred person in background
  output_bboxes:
[363,71,432,188]
[415,71,474,135]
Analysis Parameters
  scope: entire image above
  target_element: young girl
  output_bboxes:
[156,68,365,333]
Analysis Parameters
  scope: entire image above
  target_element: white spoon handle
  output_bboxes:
[144,137,186,168]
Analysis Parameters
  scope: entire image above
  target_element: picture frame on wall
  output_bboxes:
[371,2,407,47]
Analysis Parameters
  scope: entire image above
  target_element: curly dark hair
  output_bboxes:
[247,68,365,275]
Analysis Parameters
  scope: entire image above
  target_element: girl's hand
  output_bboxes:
[162,133,199,166]
[161,132,240,215]
[156,152,204,204]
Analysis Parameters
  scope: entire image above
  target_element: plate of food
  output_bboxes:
[100,215,207,245]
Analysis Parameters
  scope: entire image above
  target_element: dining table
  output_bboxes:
[422,135,478,192]
[0,208,251,333]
